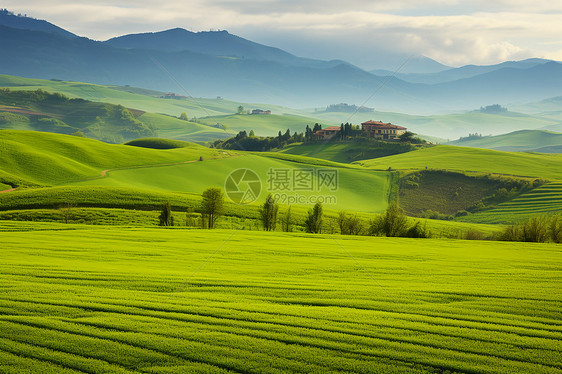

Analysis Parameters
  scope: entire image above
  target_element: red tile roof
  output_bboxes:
[322,126,342,131]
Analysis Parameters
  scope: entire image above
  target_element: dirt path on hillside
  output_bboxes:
[0,153,242,194]
[97,159,199,178]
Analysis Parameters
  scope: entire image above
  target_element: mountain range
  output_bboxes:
[1,10,561,114]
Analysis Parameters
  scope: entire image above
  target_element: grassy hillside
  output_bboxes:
[1,223,560,373]
[447,130,562,152]
[66,154,391,213]
[398,170,526,216]
[457,181,562,224]
[279,140,417,163]
[0,75,310,130]
[135,112,231,141]
[0,87,231,142]
[358,145,562,180]
[3,74,558,142]
[196,113,324,136]
[0,130,224,187]
[307,109,558,140]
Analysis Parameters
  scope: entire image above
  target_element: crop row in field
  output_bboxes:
[0,224,560,373]
[458,182,562,224]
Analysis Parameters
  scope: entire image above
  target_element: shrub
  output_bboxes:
[463,229,484,241]
[421,209,453,221]
[499,215,555,243]
[550,216,562,243]
[404,221,430,238]
[369,203,408,237]
[521,216,549,243]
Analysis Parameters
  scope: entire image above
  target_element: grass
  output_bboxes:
[306,109,558,141]
[0,86,233,143]
[398,170,522,216]
[447,130,562,152]
[197,113,325,136]
[124,137,197,149]
[0,130,225,186]
[0,75,313,136]
[2,74,559,142]
[137,113,232,142]
[279,140,416,163]
[0,222,560,373]
[458,182,562,224]
[66,154,392,213]
[358,145,562,180]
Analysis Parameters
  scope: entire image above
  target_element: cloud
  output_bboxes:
[3,1,562,68]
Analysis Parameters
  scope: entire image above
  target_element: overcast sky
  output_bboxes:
[4,0,562,70]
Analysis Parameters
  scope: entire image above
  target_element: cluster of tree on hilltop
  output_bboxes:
[479,104,508,114]
[211,128,304,151]
[213,122,427,152]
[324,103,373,113]
[457,133,485,142]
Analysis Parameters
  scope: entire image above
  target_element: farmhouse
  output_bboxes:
[361,120,407,140]
[314,126,341,140]
[251,109,271,115]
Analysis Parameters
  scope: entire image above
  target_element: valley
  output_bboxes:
[1,7,561,374]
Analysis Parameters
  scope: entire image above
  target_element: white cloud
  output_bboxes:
[3,1,562,68]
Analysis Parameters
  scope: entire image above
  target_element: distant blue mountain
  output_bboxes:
[0,9,75,38]
[374,58,557,84]
[105,28,346,68]
[0,12,561,113]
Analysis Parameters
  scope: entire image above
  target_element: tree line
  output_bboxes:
[158,187,430,238]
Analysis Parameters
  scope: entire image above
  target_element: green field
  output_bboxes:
[197,113,325,136]
[357,145,562,180]
[0,223,560,373]
[458,182,562,224]
[279,141,416,163]
[65,155,391,213]
[0,130,226,186]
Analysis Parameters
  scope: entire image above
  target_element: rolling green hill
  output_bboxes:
[65,154,391,213]
[0,87,232,143]
[307,109,559,141]
[447,130,562,152]
[0,130,391,216]
[3,130,562,225]
[0,75,323,139]
[0,130,225,187]
[357,145,562,180]
[3,74,560,143]
[279,141,416,163]
[193,113,325,135]
[457,182,562,224]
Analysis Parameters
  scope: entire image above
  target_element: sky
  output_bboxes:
[4,0,562,70]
